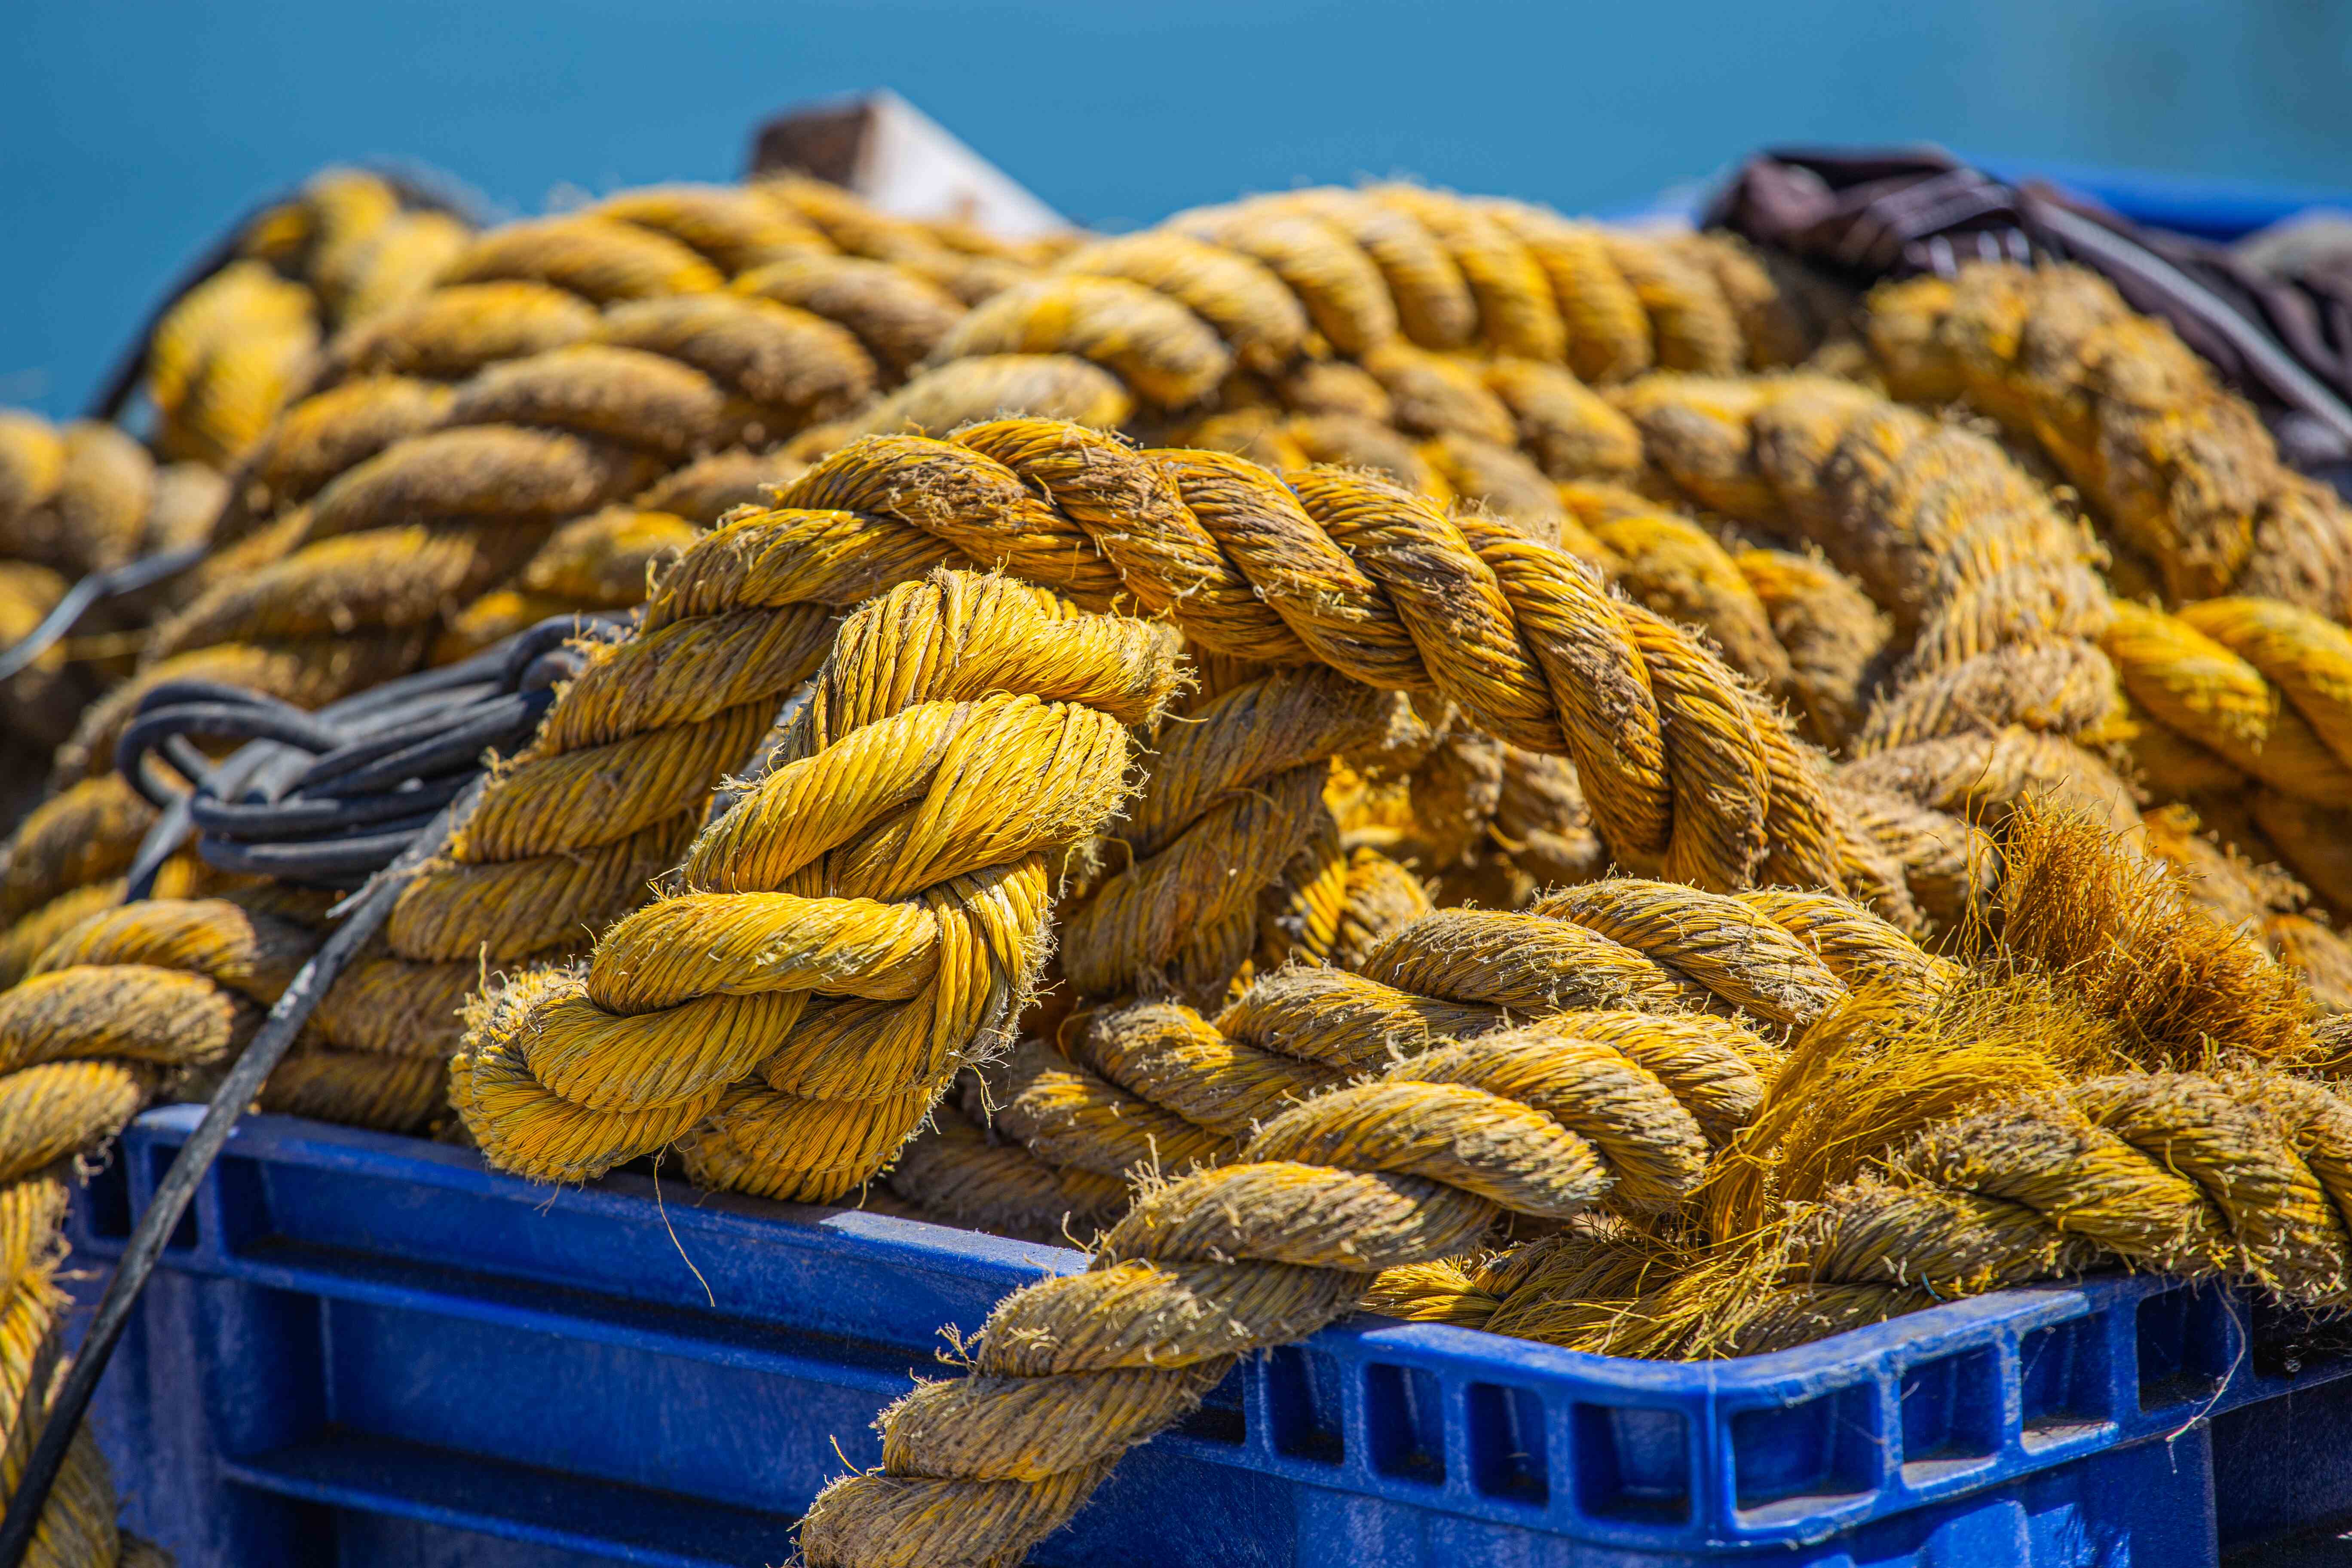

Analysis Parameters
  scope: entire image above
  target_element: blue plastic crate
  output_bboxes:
[59,1106,2352,1568]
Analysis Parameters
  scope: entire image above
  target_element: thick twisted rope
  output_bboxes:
[450,570,1179,1197]
[940,881,1925,1240]
[1448,795,2333,1357]
[799,880,1935,1568]
[408,414,1910,1069]
[0,778,162,942]
[1870,260,2352,619]
[52,184,1008,791]
[2101,594,2352,917]
[1057,663,1393,1008]
[1620,372,2152,918]
[843,185,1827,532]
[1556,480,1891,750]
[808,1026,1714,1567]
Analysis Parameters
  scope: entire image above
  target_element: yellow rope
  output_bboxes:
[450,570,1178,1194]
[799,878,1930,1568]
[1870,262,2352,619]
[47,184,1010,790]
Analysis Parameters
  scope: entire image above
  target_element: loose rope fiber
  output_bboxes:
[450,569,1180,1196]
[1620,373,2352,983]
[1418,796,2329,1358]
[28,164,2352,1562]
[911,881,1919,1244]
[1869,260,2352,620]
[799,883,1940,1568]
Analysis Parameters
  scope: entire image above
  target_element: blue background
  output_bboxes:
[5,0,2347,419]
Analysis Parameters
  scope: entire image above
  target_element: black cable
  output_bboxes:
[0,775,484,1568]
[115,610,631,890]
[0,545,206,684]
[0,608,634,1553]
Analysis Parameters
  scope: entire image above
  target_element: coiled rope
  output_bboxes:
[798,882,1939,1568]
[839,184,1830,537]
[1620,371,2352,986]
[451,568,1179,1196]
[52,183,995,790]
[435,416,1940,1208]
[0,891,314,1564]
[109,167,477,470]
[1869,260,2352,620]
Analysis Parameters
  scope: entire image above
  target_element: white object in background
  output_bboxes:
[749,90,1066,239]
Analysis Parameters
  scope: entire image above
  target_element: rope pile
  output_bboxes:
[10,147,2352,1565]
[800,881,1938,1566]
[50,178,1015,795]
[425,413,1953,1224]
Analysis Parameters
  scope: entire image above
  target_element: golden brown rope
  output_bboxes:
[450,569,1179,1197]
[835,186,1824,535]
[0,893,321,1563]
[145,168,473,468]
[799,878,1930,1568]
[1869,260,2352,619]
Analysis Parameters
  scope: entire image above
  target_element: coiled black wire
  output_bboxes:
[117,610,632,893]
[0,608,638,1568]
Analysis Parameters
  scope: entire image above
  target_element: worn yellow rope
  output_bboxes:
[450,569,1178,1196]
[1870,261,2352,619]
[147,168,473,468]
[800,879,1935,1568]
